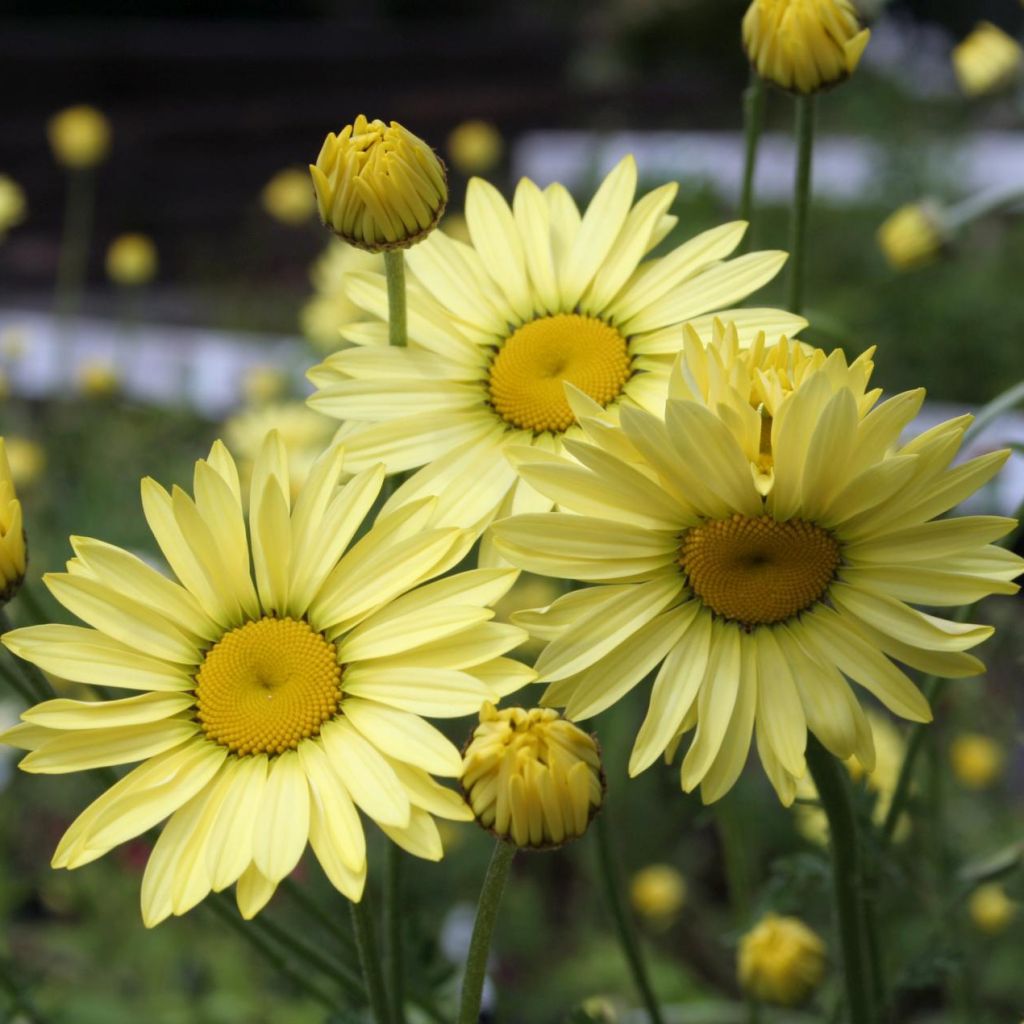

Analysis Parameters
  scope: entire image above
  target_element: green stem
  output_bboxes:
[383,842,406,1024]
[383,250,407,348]
[350,896,394,1024]
[54,168,95,321]
[594,809,666,1024]
[0,607,54,703]
[738,74,766,253]
[805,737,876,1024]
[786,95,815,316]
[962,379,1024,448]
[457,838,516,1024]
[280,877,356,956]
[16,581,53,627]
[0,655,39,705]
[714,795,753,925]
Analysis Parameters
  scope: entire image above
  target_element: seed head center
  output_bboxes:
[194,616,341,756]
[488,314,630,433]
[679,514,840,627]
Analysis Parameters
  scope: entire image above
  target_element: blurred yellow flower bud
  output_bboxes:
[241,365,287,405]
[461,703,603,849]
[300,241,382,352]
[440,212,472,244]
[447,120,504,176]
[0,176,27,237]
[742,0,870,94]
[261,167,316,226]
[579,996,618,1023]
[968,883,1016,935]
[105,233,158,286]
[77,361,120,397]
[953,22,1023,97]
[876,202,946,271]
[47,105,111,169]
[738,913,826,1006]
[950,733,1005,789]
[310,115,447,251]
[0,439,27,603]
[3,438,45,490]
[629,864,687,925]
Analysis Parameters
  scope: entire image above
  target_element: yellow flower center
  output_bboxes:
[194,617,341,756]
[679,514,840,627]
[488,314,630,433]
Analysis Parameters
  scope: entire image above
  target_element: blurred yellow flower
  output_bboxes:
[261,167,316,226]
[738,913,825,1006]
[310,115,447,251]
[877,202,946,271]
[0,176,27,237]
[579,997,618,1023]
[241,365,287,405]
[105,233,158,286]
[447,120,504,175]
[0,439,27,603]
[742,0,870,94]
[77,361,120,397]
[953,22,1023,96]
[300,241,382,353]
[950,732,1004,789]
[629,863,687,925]
[462,702,601,849]
[3,438,46,490]
[439,211,471,244]
[969,883,1017,934]
[47,105,111,169]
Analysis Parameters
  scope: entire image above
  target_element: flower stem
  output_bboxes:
[738,74,766,253]
[280,876,356,956]
[54,168,95,322]
[0,607,55,703]
[805,736,877,1024]
[594,808,666,1024]
[350,896,394,1024]
[457,838,516,1024]
[383,249,408,348]
[383,842,406,1024]
[714,794,754,925]
[786,94,815,315]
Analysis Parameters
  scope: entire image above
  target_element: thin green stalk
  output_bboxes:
[594,809,666,1024]
[383,250,407,348]
[350,896,394,1024]
[786,95,815,315]
[383,842,406,1024]
[206,895,336,1010]
[0,653,39,705]
[55,168,96,321]
[281,877,356,956]
[16,582,53,628]
[805,737,876,1024]
[738,74,766,253]
[962,379,1024,448]
[457,838,516,1024]
[0,607,54,703]
[714,794,754,925]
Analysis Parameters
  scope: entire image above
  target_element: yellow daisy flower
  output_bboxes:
[1,434,533,925]
[490,321,1022,804]
[308,157,799,546]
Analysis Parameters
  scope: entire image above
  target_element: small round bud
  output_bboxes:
[262,167,317,226]
[950,733,1005,790]
[0,439,28,604]
[447,120,504,176]
[742,0,870,95]
[953,22,1023,97]
[968,883,1016,935]
[0,176,27,238]
[629,864,687,925]
[310,115,447,252]
[461,702,603,850]
[105,233,158,286]
[47,105,111,169]
[876,202,946,271]
[77,361,120,398]
[738,913,826,1006]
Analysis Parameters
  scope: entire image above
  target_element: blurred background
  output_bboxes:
[0,1,1022,1021]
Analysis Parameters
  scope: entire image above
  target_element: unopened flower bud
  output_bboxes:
[0,439,27,603]
[876,202,947,271]
[47,105,111,169]
[738,913,826,1006]
[953,22,1023,97]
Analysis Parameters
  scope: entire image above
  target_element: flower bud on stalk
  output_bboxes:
[310,115,447,252]
[953,22,1023,97]
[876,201,947,271]
[0,439,27,604]
[47,105,111,169]
[738,913,826,1006]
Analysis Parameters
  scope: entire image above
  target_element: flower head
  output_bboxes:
[310,115,447,251]
[0,439,27,603]
[262,167,316,226]
[877,202,946,271]
[738,913,825,1005]
[461,702,603,849]
[447,120,504,176]
[742,0,870,94]
[953,22,1023,97]
[0,176,27,238]
[630,863,687,924]
[950,732,1004,789]
[47,105,111,169]
[106,233,158,286]
[308,157,798,543]
[491,321,1023,804]
[1,435,533,925]
[969,883,1016,934]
